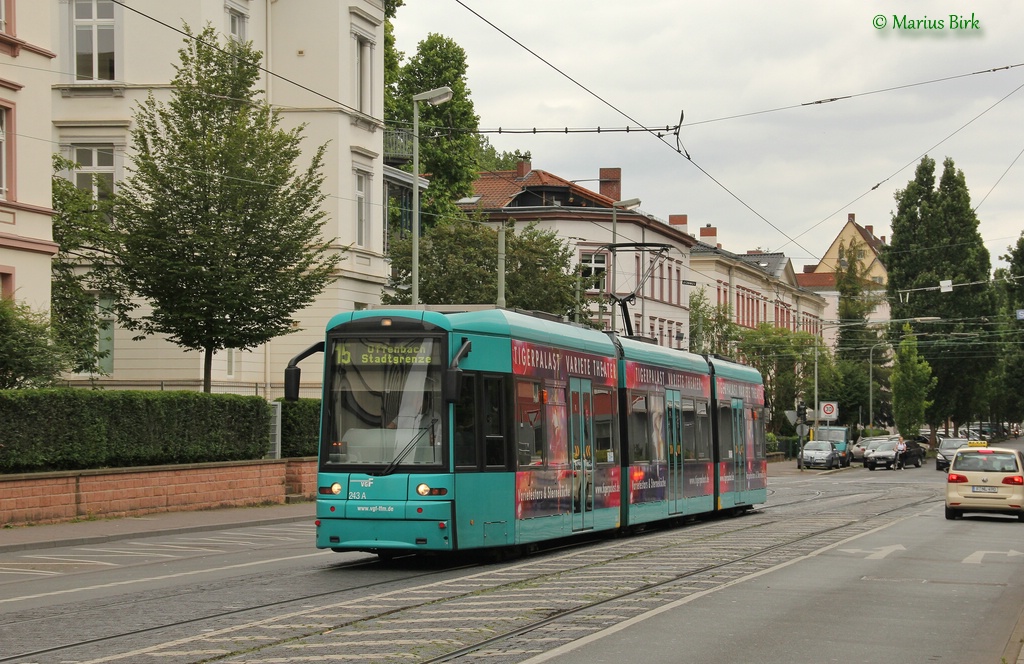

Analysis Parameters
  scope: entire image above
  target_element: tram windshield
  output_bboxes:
[323,336,444,469]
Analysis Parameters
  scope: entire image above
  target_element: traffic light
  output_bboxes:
[797,401,807,423]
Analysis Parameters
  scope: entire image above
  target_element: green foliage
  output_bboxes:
[884,156,996,427]
[689,287,740,356]
[476,138,531,172]
[891,326,936,437]
[51,154,112,374]
[737,324,814,433]
[279,398,321,458]
[0,298,70,389]
[834,238,884,360]
[383,217,584,317]
[99,25,338,392]
[0,390,270,473]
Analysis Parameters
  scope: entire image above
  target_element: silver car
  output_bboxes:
[799,441,840,469]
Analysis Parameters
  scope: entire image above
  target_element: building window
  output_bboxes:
[355,170,370,247]
[97,295,114,374]
[581,252,607,292]
[0,1,6,34]
[354,34,373,114]
[225,348,236,377]
[73,144,115,200]
[227,6,247,41]
[0,106,8,201]
[74,0,115,81]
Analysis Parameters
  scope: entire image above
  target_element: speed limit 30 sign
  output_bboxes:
[820,401,838,420]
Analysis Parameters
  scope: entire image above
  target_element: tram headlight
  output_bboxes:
[415,483,447,496]
[416,483,431,496]
[330,482,342,495]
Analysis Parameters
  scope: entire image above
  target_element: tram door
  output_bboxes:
[666,390,684,514]
[730,398,747,503]
[569,378,595,531]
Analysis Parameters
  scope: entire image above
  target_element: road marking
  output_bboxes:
[0,551,332,605]
[962,550,1024,564]
[837,544,906,559]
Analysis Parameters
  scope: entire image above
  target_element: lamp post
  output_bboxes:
[410,86,453,306]
[609,197,641,332]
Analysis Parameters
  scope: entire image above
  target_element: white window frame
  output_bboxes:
[581,252,608,293]
[73,0,115,81]
[71,143,115,200]
[97,294,115,375]
[0,107,7,201]
[355,169,371,247]
[351,27,374,115]
[225,1,248,42]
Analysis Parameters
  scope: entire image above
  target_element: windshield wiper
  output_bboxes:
[377,419,437,476]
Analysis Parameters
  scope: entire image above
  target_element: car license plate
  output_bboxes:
[972,486,998,493]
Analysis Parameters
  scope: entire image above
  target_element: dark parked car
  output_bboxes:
[935,436,967,471]
[865,438,926,470]
[851,436,894,464]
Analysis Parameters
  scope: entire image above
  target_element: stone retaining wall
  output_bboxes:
[0,458,318,527]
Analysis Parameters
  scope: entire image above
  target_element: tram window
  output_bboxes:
[516,379,543,467]
[593,388,615,463]
[681,398,697,460]
[482,376,506,468]
[648,393,666,461]
[718,403,734,459]
[695,400,712,460]
[547,383,568,466]
[453,374,478,468]
[628,391,652,462]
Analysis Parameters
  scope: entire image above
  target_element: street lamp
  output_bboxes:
[410,86,453,306]
[609,197,641,332]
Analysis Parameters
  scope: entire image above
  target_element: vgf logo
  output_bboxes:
[355,477,374,488]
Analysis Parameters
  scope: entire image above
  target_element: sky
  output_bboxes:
[391,1,1024,272]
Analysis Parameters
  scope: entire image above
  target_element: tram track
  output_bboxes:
[0,485,939,664]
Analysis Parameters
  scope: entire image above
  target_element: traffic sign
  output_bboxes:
[795,423,809,437]
[820,401,838,420]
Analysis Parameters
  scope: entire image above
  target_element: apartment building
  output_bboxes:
[52,0,387,395]
[1,1,58,309]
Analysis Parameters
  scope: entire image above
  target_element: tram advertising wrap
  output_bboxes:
[285,308,767,559]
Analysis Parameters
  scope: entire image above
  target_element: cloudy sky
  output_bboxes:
[391,1,1024,271]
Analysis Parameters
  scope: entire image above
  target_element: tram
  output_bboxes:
[284,308,766,557]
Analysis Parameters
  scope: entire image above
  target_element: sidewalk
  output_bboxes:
[0,501,314,554]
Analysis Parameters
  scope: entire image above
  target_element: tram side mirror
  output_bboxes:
[284,366,301,402]
[444,368,463,404]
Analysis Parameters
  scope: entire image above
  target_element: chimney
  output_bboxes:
[515,160,531,179]
[803,265,816,273]
[848,213,855,223]
[669,214,689,235]
[699,223,718,248]
[599,167,621,201]
[865,224,874,236]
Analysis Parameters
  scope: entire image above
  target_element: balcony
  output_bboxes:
[384,128,413,166]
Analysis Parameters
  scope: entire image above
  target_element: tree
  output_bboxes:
[891,325,936,437]
[476,139,531,172]
[0,297,70,389]
[834,238,883,359]
[394,33,480,219]
[100,26,338,392]
[51,155,112,374]
[884,156,996,428]
[737,324,816,434]
[688,287,740,356]
[382,217,583,317]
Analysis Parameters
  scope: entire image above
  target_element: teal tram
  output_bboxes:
[284,308,767,558]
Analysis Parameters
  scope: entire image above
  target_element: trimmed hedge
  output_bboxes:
[0,389,271,473]
[278,398,321,458]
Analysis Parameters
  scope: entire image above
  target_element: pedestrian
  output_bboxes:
[895,436,907,470]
